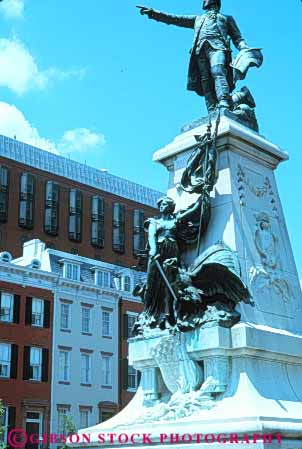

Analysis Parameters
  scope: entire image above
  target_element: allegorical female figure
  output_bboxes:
[134,118,250,334]
[143,194,210,329]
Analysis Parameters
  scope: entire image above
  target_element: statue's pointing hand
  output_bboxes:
[136,5,154,17]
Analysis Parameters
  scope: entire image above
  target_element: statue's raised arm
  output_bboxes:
[136,1,263,125]
[137,5,196,29]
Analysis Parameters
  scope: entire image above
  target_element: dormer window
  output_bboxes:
[122,275,131,293]
[0,252,12,263]
[31,259,41,270]
[63,262,80,281]
[95,270,111,288]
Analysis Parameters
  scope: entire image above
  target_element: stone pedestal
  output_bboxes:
[73,118,302,449]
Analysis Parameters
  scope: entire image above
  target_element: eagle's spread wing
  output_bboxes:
[189,243,251,305]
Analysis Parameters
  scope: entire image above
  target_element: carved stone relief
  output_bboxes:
[250,212,292,303]
[237,164,278,217]
[121,334,225,425]
[150,333,203,394]
[203,356,230,394]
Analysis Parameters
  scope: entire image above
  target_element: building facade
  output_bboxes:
[0,250,55,449]
[12,239,144,442]
[0,136,158,444]
[0,135,161,267]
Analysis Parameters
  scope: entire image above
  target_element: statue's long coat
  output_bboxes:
[149,10,246,97]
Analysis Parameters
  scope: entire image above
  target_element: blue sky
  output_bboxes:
[0,0,301,278]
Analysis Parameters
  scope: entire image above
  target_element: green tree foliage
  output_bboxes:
[61,415,77,449]
[0,400,7,449]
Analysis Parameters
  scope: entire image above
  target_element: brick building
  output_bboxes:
[4,239,146,447]
[0,134,161,267]
[0,135,162,419]
[0,136,162,445]
[0,251,55,448]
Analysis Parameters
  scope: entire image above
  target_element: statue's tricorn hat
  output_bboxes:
[203,0,221,10]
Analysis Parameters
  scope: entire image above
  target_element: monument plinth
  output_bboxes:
[72,117,302,449]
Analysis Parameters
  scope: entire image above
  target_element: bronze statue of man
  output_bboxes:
[138,0,252,113]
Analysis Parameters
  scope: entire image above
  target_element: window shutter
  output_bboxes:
[43,300,51,328]
[123,314,129,339]
[8,407,16,433]
[25,297,32,325]
[23,346,30,380]
[137,370,142,386]
[13,295,20,324]
[42,348,49,382]
[122,358,128,390]
[10,344,18,379]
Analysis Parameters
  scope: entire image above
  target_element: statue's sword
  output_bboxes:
[153,255,178,304]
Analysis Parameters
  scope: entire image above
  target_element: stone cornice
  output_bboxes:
[153,116,288,170]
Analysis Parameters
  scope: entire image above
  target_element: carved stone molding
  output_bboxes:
[237,164,278,217]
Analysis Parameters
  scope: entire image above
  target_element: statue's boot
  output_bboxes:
[205,95,217,114]
[212,64,233,110]
[232,86,256,109]
[200,75,217,113]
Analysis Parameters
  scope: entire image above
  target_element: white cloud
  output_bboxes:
[0,102,105,156]
[0,101,58,152]
[58,128,106,154]
[0,37,87,95]
[0,0,24,19]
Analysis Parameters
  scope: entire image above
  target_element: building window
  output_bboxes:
[19,173,35,229]
[60,303,71,331]
[59,350,71,382]
[57,406,69,434]
[123,313,138,339]
[81,308,91,334]
[44,181,59,236]
[63,262,80,281]
[102,310,112,338]
[0,343,17,379]
[31,298,44,328]
[133,209,145,257]
[69,189,83,242]
[99,406,116,423]
[127,365,139,391]
[91,196,105,248]
[81,353,91,385]
[79,408,91,429]
[25,298,50,328]
[122,275,131,292]
[95,270,111,288]
[101,355,112,387]
[0,343,11,378]
[112,203,125,253]
[0,293,13,323]
[30,347,42,381]
[23,347,48,382]
[0,166,9,223]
